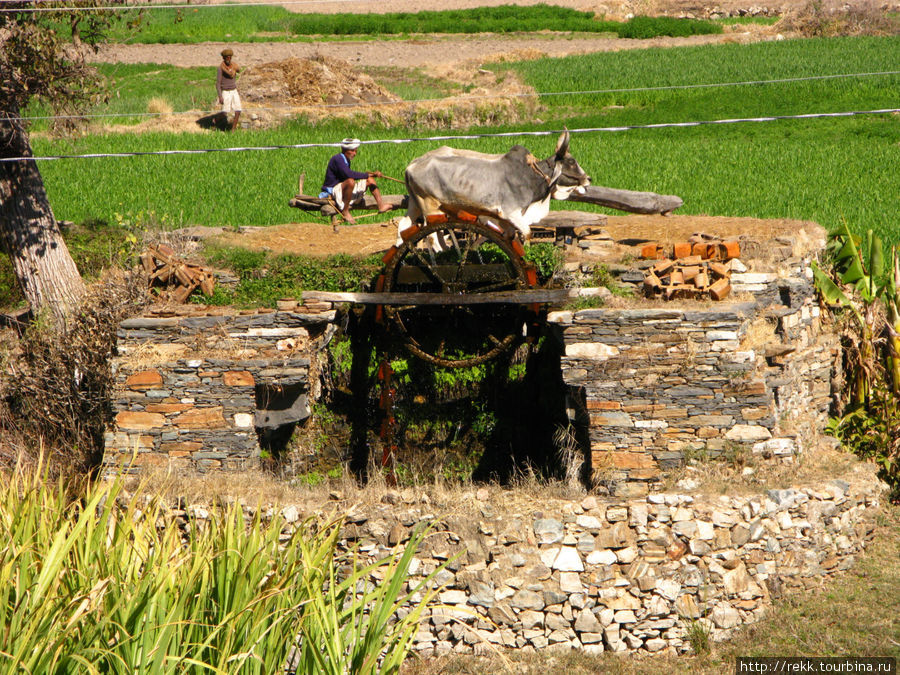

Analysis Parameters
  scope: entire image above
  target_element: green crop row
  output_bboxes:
[32,37,900,245]
[506,35,900,119]
[39,34,892,132]
[93,4,719,43]
[35,114,898,244]
[0,463,442,673]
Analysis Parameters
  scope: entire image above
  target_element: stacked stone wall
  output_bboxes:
[551,241,838,493]
[104,306,335,473]
[165,470,883,656]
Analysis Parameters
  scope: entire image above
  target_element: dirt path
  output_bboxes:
[210,214,811,259]
[91,28,778,70]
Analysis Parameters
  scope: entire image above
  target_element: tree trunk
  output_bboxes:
[0,110,85,325]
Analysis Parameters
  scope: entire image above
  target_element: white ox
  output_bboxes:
[395,130,590,245]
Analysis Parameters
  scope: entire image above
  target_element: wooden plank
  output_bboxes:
[535,211,607,229]
[302,289,570,305]
[289,193,407,212]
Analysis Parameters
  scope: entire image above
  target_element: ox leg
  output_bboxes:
[395,196,424,246]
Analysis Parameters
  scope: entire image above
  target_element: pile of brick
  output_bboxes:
[140,244,216,303]
[639,237,741,301]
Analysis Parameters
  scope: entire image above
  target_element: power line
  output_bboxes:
[3,108,897,162]
[15,70,900,122]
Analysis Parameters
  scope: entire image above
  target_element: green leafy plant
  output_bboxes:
[523,242,564,283]
[0,461,442,673]
[812,222,900,494]
[684,618,712,655]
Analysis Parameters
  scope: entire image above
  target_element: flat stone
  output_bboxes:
[552,547,584,572]
[606,507,628,522]
[233,413,253,428]
[519,610,545,630]
[115,411,165,430]
[574,609,602,633]
[534,518,564,544]
[125,370,163,390]
[656,579,681,601]
[725,425,773,442]
[615,546,638,564]
[510,590,545,611]
[171,407,227,429]
[613,610,637,624]
[586,549,617,566]
[674,594,700,619]
[723,564,751,595]
[223,370,255,387]
[710,602,741,629]
[576,515,604,529]
[560,572,584,593]
[565,343,621,360]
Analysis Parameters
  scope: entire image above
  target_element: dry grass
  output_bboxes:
[776,0,900,36]
[122,456,602,521]
[242,55,399,108]
[0,271,148,472]
[659,438,866,496]
[116,336,274,366]
[146,96,173,115]
[739,316,777,351]
[120,440,874,524]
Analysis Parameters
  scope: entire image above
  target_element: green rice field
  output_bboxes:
[35,36,899,244]
[96,5,719,44]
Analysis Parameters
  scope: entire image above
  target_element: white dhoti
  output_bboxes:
[321,181,367,211]
[221,89,241,113]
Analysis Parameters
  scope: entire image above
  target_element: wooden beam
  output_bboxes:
[567,186,683,215]
[302,289,570,305]
[289,193,407,214]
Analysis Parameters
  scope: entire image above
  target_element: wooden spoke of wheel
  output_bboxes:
[382,219,532,368]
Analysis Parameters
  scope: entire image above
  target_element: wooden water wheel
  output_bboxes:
[380,212,538,368]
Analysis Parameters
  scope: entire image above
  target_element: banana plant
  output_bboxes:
[813,223,878,407]
[883,247,900,395]
[811,222,900,403]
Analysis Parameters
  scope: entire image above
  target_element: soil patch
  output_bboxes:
[89,26,779,72]
[209,213,817,259]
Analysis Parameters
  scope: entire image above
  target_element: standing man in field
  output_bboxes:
[319,138,391,225]
[216,48,241,131]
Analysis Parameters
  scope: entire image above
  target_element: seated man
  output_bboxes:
[319,138,390,225]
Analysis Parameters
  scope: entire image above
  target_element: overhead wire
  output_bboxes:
[13,70,900,122]
[2,108,897,162]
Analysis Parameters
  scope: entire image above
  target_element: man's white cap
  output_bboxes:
[341,138,361,151]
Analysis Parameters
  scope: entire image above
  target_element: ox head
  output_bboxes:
[543,129,590,200]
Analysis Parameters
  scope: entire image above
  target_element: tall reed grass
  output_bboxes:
[0,460,440,673]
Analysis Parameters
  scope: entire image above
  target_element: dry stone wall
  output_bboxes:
[167,467,883,656]
[551,227,837,495]
[393,474,882,655]
[104,306,336,473]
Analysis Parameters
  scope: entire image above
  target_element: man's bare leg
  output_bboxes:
[340,180,358,224]
[231,110,241,131]
[367,180,391,213]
